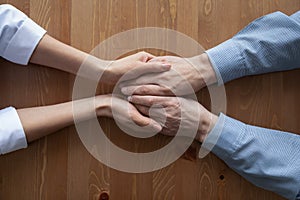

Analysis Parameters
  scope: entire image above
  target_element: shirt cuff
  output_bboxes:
[290,11,300,24]
[0,107,27,154]
[3,17,46,65]
[200,113,246,161]
[206,39,246,85]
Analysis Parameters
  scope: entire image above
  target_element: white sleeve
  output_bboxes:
[0,4,46,65]
[0,107,27,154]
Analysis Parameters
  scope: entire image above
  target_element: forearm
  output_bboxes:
[29,34,109,80]
[0,5,111,81]
[17,95,110,143]
[29,34,87,74]
[206,11,300,84]
[17,101,74,142]
[202,114,300,199]
[28,35,165,83]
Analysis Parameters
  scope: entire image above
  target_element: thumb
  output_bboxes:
[131,110,162,132]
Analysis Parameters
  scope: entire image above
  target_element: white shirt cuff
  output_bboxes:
[3,17,46,65]
[0,107,27,154]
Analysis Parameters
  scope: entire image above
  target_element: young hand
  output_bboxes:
[104,51,171,84]
[96,95,162,136]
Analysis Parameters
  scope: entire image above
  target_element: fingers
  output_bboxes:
[119,77,149,88]
[148,56,167,63]
[121,85,174,96]
[120,62,170,82]
[134,104,150,116]
[119,71,157,87]
[128,95,172,107]
[136,62,171,75]
[130,108,162,132]
[136,51,155,62]
[134,104,167,129]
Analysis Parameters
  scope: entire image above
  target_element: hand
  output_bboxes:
[95,95,162,136]
[120,53,217,96]
[128,95,218,142]
[103,51,171,84]
[30,36,171,84]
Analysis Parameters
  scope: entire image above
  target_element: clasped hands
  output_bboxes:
[96,51,218,143]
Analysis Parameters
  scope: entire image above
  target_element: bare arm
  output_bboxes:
[17,95,161,143]
[17,96,104,142]
[29,34,89,75]
[29,34,171,84]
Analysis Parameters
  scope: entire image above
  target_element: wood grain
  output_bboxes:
[1,0,299,199]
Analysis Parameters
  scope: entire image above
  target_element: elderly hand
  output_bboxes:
[120,53,217,96]
[127,95,218,142]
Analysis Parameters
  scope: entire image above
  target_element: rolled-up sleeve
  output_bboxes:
[0,107,27,154]
[202,113,300,200]
[0,4,46,65]
[206,11,300,84]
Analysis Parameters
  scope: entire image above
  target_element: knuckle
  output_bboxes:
[138,51,146,57]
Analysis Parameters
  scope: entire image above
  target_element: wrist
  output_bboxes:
[100,60,118,83]
[77,56,113,82]
[197,110,218,143]
[189,53,217,88]
[95,94,112,117]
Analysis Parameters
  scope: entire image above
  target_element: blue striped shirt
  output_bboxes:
[206,11,300,200]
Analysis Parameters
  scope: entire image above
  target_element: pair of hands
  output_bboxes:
[97,51,218,143]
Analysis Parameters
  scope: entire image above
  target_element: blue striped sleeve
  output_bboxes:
[203,113,300,200]
[206,11,300,84]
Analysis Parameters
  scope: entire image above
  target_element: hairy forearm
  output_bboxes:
[17,95,110,143]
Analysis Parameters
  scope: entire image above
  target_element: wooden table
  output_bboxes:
[0,0,299,199]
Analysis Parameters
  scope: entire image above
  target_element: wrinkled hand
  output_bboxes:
[104,51,171,84]
[120,53,216,96]
[128,95,218,142]
[96,95,163,136]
